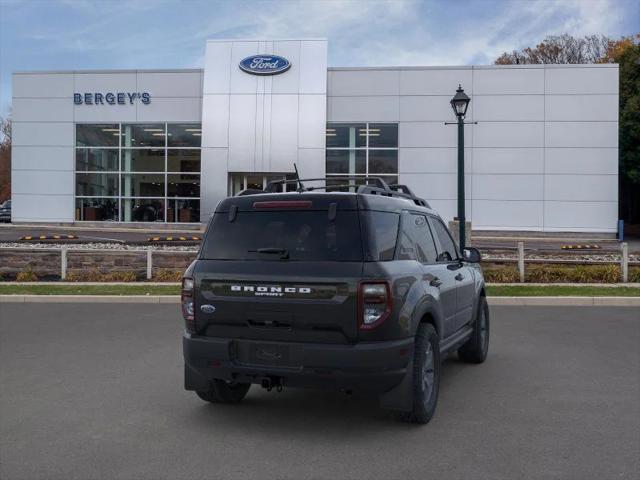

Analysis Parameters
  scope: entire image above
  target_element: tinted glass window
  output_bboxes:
[429,217,458,262]
[362,211,399,261]
[202,211,363,261]
[326,123,366,148]
[167,124,201,147]
[76,124,120,147]
[121,124,165,147]
[326,150,366,174]
[75,148,118,171]
[397,214,437,263]
[368,123,398,148]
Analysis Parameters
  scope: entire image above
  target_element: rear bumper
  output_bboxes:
[183,334,413,393]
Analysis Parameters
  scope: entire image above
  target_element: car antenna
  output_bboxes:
[293,163,305,191]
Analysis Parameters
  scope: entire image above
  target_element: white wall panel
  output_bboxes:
[299,41,328,94]
[418,199,471,224]
[544,174,617,202]
[473,67,544,95]
[329,70,399,96]
[545,66,618,95]
[201,95,229,148]
[328,96,398,122]
[545,122,617,148]
[136,97,201,122]
[473,95,543,122]
[473,148,544,174]
[12,170,73,195]
[400,122,471,148]
[473,174,543,201]
[544,201,617,231]
[13,98,73,122]
[545,148,617,175]
[472,200,543,229]
[474,122,544,148]
[228,41,261,94]
[11,194,74,222]
[227,94,257,171]
[12,122,73,147]
[12,146,74,171]
[269,94,299,171]
[137,72,202,97]
[399,96,471,122]
[199,148,228,221]
[297,148,325,179]
[203,42,232,94]
[545,94,618,121]
[74,73,137,92]
[13,73,74,98]
[74,103,136,122]
[399,69,472,96]
[405,173,471,200]
[271,41,301,94]
[298,95,326,149]
[400,147,472,174]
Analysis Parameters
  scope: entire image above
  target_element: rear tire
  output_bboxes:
[458,296,490,364]
[399,323,441,424]
[195,380,251,404]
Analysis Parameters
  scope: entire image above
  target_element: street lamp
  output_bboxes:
[450,84,471,252]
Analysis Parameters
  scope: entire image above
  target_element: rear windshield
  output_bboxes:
[201,210,363,261]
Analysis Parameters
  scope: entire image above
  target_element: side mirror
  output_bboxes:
[462,247,481,263]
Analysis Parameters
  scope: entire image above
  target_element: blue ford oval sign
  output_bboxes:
[239,55,291,75]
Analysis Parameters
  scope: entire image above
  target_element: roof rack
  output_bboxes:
[259,176,430,208]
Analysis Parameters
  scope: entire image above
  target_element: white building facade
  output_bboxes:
[11,39,619,232]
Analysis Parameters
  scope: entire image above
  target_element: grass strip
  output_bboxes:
[1,284,640,297]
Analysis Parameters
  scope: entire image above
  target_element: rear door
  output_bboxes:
[194,202,364,344]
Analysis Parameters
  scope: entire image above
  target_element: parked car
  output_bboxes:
[0,199,10,223]
[182,177,489,424]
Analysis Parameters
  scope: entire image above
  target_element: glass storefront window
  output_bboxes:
[121,149,165,172]
[121,199,165,222]
[75,123,201,223]
[326,150,366,175]
[121,124,165,147]
[168,124,202,147]
[76,124,120,147]
[325,123,366,148]
[326,122,399,183]
[166,199,200,223]
[75,198,119,221]
[76,173,119,197]
[368,124,398,148]
[121,174,165,197]
[75,148,118,171]
[167,149,200,173]
[167,174,200,198]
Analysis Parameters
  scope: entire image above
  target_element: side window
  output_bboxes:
[429,217,458,262]
[397,213,438,263]
[363,211,400,261]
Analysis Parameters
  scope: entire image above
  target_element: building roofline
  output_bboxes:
[13,68,204,75]
[328,63,618,71]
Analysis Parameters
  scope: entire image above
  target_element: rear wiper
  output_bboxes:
[249,247,290,259]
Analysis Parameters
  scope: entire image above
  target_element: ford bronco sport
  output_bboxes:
[182,177,489,424]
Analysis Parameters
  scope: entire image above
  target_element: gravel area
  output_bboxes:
[484,252,639,262]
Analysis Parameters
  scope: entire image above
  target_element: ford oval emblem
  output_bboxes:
[200,304,216,314]
[239,55,291,76]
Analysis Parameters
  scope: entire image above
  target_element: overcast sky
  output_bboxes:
[1,0,638,115]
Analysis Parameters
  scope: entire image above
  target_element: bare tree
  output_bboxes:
[495,34,610,64]
[0,116,11,201]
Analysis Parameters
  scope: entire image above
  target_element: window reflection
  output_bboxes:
[121,149,165,172]
[121,174,165,197]
[75,148,118,171]
[76,173,119,197]
[121,124,165,147]
[76,125,120,147]
[75,198,119,221]
[168,124,201,147]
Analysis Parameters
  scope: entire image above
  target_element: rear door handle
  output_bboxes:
[455,273,464,281]
[430,277,443,287]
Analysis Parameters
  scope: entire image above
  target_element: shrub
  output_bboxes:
[630,266,640,283]
[482,263,519,283]
[16,268,38,282]
[153,269,183,282]
[66,269,138,282]
[525,264,620,283]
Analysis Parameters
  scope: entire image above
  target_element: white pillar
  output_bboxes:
[517,241,525,283]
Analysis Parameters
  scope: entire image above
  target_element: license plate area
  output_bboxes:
[235,341,293,367]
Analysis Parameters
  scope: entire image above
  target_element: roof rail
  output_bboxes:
[261,176,430,208]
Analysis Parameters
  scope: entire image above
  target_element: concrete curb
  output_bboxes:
[1,295,639,306]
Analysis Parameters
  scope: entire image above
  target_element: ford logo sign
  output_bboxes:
[200,304,216,314]
[239,55,291,76]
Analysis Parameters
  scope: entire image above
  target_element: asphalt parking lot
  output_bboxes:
[1,304,638,480]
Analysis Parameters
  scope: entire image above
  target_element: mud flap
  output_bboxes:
[378,358,414,412]
[184,363,210,392]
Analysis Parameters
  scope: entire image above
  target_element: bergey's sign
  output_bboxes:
[239,55,291,75]
[74,92,151,105]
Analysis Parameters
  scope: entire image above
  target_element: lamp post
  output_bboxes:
[450,85,471,252]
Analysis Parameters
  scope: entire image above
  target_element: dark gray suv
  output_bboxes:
[182,177,489,424]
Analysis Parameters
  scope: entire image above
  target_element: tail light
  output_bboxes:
[358,281,392,330]
[181,277,196,333]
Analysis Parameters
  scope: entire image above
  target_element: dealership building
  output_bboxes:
[11,39,619,232]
